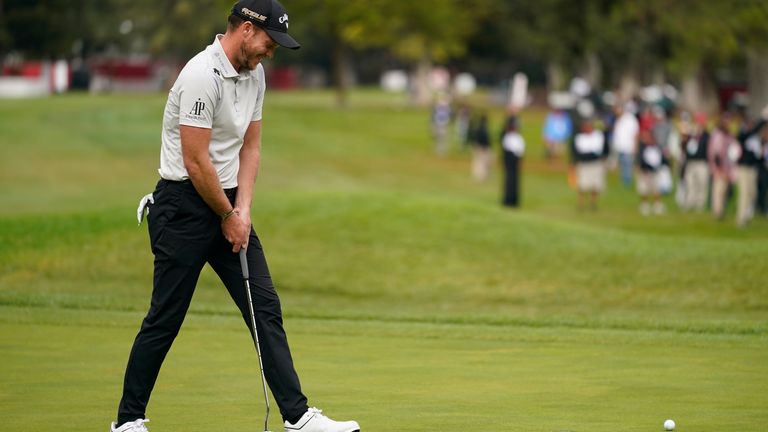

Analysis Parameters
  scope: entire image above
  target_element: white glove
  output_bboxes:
[136,193,154,226]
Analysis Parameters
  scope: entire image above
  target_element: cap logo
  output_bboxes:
[278,13,289,28]
[241,7,267,22]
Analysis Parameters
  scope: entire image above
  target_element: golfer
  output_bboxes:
[110,1,360,431]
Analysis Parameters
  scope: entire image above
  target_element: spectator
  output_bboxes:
[470,113,492,182]
[611,102,639,187]
[455,103,472,150]
[673,111,693,207]
[431,94,451,156]
[543,108,573,160]
[734,107,768,226]
[681,113,710,211]
[758,128,768,217]
[636,129,665,215]
[571,117,609,210]
[500,116,524,207]
[638,104,656,135]
[707,115,737,220]
[651,106,674,195]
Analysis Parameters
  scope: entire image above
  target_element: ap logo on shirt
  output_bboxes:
[191,98,206,116]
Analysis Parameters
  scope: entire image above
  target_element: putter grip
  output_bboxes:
[239,248,249,279]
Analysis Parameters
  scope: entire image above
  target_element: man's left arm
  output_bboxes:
[235,120,262,229]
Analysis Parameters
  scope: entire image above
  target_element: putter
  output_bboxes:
[239,248,272,432]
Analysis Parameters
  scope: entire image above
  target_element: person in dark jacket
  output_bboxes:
[681,113,710,211]
[734,107,768,226]
[500,115,525,207]
[636,128,666,215]
[570,116,609,210]
[470,113,492,182]
[757,128,768,217]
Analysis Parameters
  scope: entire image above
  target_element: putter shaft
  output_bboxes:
[240,249,271,432]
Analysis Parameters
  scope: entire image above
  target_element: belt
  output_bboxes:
[159,178,237,197]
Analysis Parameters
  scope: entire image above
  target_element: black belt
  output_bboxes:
[159,178,237,198]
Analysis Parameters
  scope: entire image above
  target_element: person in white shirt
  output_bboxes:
[570,117,609,210]
[611,103,640,187]
[501,115,525,207]
[112,2,359,432]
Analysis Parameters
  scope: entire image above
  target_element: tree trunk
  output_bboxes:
[546,62,566,92]
[582,52,602,91]
[329,21,349,108]
[617,70,640,104]
[411,48,432,107]
[679,65,719,115]
[747,49,768,118]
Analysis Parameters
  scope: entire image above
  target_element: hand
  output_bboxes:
[762,104,768,121]
[237,206,252,229]
[222,210,251,253]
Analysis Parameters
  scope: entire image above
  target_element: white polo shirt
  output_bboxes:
[612,112,639,155]
[159,35,265,189]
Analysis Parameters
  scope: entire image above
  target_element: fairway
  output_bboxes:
[1,92,766,431]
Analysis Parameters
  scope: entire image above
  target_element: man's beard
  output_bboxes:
[239,43,260,71]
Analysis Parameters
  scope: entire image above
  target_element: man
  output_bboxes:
[734,107,768,227]
[758,129,768,216]
[681,113,710,212]
[636,129,665,215]
[707,115,736,220]
[611,102,639,187]
[570,116,610,210]
[500,115,524,206]
[111,1,360,432]
[542,107,573,160]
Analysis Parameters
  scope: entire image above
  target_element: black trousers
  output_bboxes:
[758,163,768,215]
[502,151,520,207]
[117,179,308,425]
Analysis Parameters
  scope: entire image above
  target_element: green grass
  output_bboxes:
[0,91,766,431]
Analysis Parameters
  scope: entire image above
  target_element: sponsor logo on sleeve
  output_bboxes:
[185,98,207,121]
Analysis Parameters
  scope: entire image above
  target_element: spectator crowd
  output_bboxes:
[429,83,768,227]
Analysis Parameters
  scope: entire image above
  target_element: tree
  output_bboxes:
[289,0,490,106]
[384,0,492,105]
[288,0,391,106]
[1,0,87,58]
[728,1,768,117]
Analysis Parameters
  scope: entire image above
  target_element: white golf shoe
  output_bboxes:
[284,407,360,432]
[110,418,150,432]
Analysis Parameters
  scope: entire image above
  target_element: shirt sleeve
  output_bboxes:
[251,65,266,122]
[178,66,219,129]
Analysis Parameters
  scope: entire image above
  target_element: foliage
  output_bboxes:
[2,1,767,100]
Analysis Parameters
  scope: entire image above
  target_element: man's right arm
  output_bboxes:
[181,124,250,251]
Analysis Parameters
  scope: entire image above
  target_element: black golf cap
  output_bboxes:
[231,0,300,50]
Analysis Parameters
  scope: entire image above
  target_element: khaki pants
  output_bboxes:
[471,146,492,182]
[736,166,758,226]
[711,175,730,218]
[684,161,709,211]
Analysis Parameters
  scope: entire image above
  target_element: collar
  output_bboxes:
[209,35,254,80]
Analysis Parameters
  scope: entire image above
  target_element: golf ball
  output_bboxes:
[664,419,675,431]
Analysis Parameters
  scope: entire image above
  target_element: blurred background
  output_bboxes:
[2,0,767,114]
